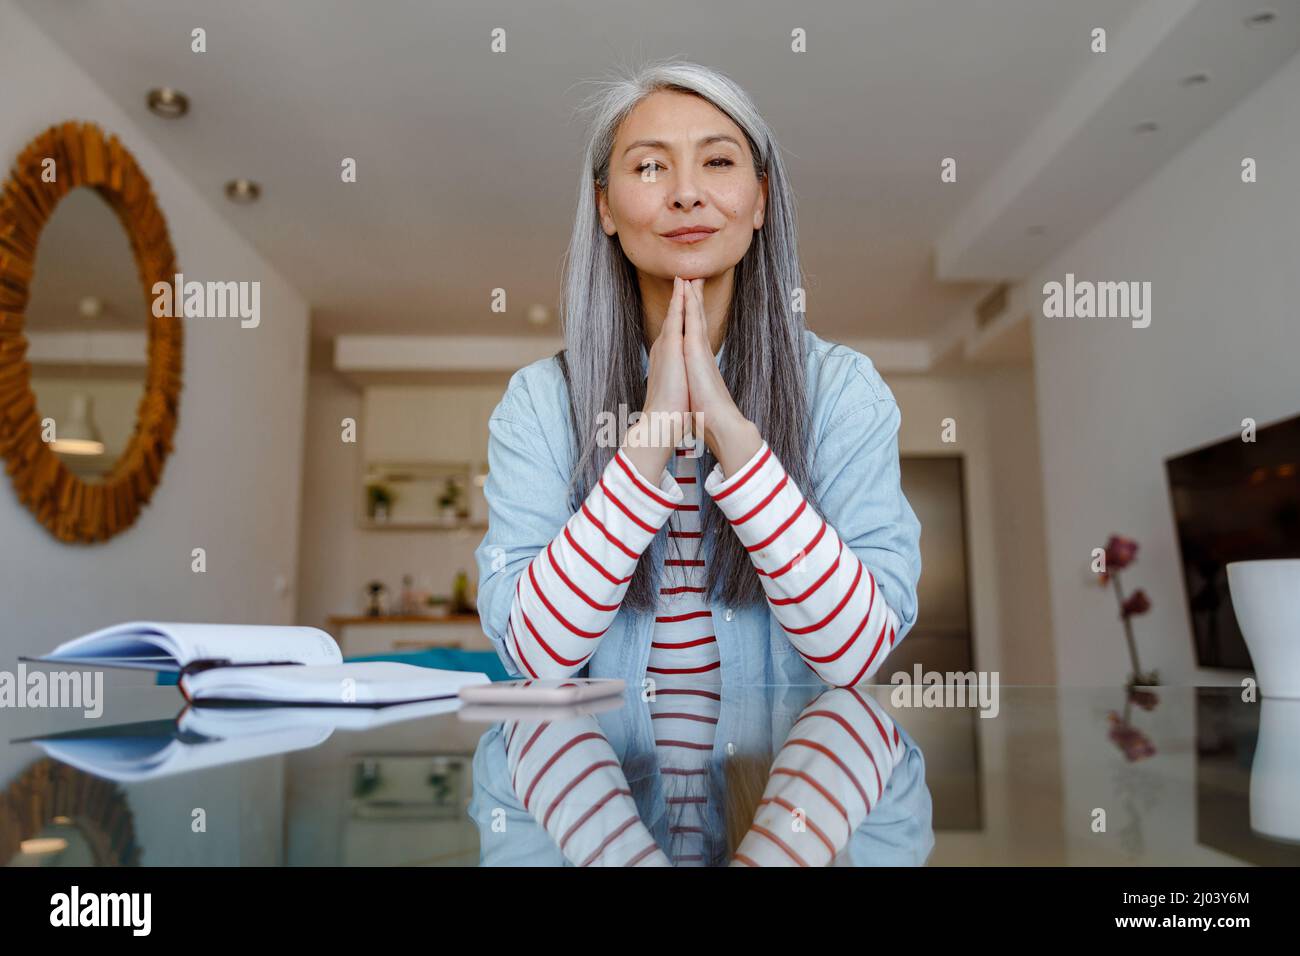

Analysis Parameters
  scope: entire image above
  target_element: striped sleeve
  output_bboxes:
[731,688,905,867]
[505,714,668,867]
[703,441,901,686]
[504,449,681,678]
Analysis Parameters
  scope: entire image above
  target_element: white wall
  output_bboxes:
[1031,49,1300,686]
[887,366,1056,863]
[891,366,1055,685]
[0,1,311,665]
[979,362,1056,685]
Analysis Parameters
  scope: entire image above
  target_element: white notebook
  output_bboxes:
[178,661,489,706]
[25,620,342,672]
[24,621,490,707]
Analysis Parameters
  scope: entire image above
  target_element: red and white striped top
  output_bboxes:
[649,448,720,679]
[502,685,904,866]
[503,436,900,686]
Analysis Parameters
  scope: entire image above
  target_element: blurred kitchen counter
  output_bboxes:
[326,613,491,655]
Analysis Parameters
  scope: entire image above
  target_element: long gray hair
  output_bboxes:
[556,59,813,611]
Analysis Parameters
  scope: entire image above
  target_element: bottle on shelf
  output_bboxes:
[451,569,470,615]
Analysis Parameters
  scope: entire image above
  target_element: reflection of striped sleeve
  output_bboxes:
[505,714,668,867]
[505,451,681,678]
[704,442,901,685]
[732,688,904,867]
[651,684,722,865]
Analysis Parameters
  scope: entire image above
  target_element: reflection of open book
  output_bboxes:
[15,698,465,783]
[24,621,342,672]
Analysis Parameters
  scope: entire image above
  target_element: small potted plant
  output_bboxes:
[366,483,394,523]
[424,593,451,618]
[1097,534,1159,687]
[437,478,463,526]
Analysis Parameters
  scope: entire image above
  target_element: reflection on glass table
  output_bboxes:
[470,683,932,866]
[2,683,1298,866]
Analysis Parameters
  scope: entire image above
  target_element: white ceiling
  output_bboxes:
[15,0,1300,354]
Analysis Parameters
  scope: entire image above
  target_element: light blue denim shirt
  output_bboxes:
[474,329,922,687]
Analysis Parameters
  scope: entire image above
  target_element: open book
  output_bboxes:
[24,621,342,672]
[178,661,489,706]
[24,621,490,707]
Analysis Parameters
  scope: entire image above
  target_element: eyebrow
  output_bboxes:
[621,133,743,157]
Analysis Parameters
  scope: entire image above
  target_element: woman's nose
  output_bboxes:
[670,171,703,209]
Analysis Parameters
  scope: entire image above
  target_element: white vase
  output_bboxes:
[1227,559,1300,699]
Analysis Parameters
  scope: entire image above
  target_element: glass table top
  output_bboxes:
[2,680,1296,867]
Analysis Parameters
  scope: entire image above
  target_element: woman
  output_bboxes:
[475,59,921,687]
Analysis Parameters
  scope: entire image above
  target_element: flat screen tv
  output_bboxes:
[1165,413,1300,670]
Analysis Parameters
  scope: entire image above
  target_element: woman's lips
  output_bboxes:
[661,230,716,244]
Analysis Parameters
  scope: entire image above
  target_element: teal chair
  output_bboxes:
[157,647,509,686]
[346,647,509,681]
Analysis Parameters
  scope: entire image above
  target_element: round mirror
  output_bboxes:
[0,121,182,542]
[26,188,149,482]
[1,759,139,867]
[7,818,100,867]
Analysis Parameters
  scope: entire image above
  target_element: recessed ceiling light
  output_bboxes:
[146,87,190,118]
[78,296,104,319]
[1245,11,1277,28]
[224,179,262,204]
[1179,72,1209,87]
[1134,120,1160,134]
[527,304,550,326]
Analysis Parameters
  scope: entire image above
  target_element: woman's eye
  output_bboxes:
[637,158,732,174]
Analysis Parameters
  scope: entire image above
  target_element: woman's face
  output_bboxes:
[597,90,766,282]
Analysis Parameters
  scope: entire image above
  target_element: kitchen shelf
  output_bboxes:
[328,613,480,628]
[361,459,487,529]
[358,520,487,532]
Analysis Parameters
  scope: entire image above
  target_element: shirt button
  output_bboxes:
[724,608,734,622]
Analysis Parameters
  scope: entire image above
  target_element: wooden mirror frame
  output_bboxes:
[1,758,140,866]
[0,121,182,543]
